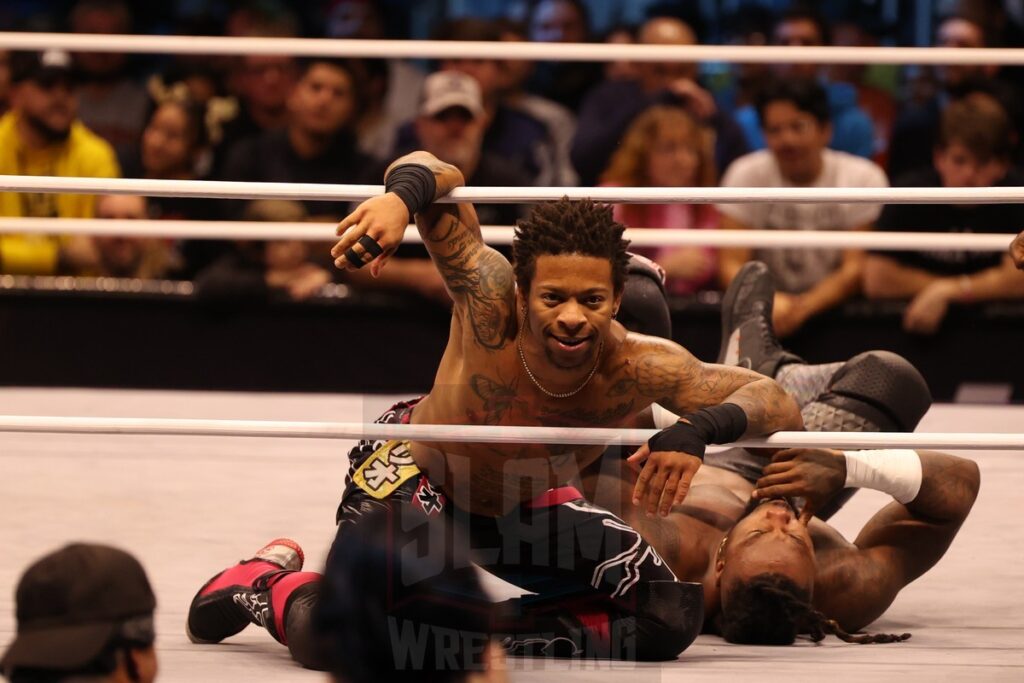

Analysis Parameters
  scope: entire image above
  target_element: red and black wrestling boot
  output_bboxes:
[186,538,306,645]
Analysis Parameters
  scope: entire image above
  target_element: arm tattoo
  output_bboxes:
[607,353,693,414]
[426,210,514,350]
[425,211,459,243]
[608,356,671,396]
[723,382,785,434]
[608,348,794,433]
[388,151,512,348]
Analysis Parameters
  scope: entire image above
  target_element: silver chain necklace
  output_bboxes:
[517,325,604,399]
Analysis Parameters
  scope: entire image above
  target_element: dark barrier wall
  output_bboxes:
[0,285,1020,402]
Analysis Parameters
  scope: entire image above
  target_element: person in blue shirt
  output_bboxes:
[731,7,875,160]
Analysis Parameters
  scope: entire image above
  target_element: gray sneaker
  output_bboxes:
[717,261,802,376]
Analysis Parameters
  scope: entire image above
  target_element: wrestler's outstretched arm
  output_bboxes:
[753,448,980,631]
[624,336,803,516]
[332,151,515,349]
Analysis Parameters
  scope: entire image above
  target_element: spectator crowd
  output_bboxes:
[1,0,1023,336]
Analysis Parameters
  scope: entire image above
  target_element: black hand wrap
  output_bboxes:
[647,403,748,460]
[384,163,437,219]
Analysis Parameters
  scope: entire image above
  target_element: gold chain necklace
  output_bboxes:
[517,325,603,399]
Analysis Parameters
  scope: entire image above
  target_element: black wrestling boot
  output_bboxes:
[717,261,802,376]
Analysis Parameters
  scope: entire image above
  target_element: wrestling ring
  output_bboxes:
[0,31,1022,683]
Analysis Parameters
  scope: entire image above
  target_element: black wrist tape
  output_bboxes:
[385,163,437,218]
[647,403,748,460]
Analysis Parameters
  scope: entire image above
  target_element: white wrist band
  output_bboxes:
[843,449,923,504]
[652,403,681,429]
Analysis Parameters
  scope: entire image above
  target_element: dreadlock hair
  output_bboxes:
[512,198,631,294]
[720,572,911,645]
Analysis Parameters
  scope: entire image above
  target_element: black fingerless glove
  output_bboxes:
[385,163,437,218]
[647,403,748,460]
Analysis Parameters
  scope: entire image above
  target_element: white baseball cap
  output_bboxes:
[419,70,484,118]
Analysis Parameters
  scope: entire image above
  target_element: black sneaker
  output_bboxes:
[717,261,802,376]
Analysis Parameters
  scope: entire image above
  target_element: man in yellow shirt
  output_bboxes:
[0,50,120,274]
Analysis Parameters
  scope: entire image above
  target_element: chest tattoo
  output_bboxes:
[467,372,525,425]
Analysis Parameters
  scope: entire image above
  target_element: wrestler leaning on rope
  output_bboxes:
[185,151,978,672]
[186,150,800,669]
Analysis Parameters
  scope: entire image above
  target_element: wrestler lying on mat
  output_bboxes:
[583,259,980,644]
[185,150,802,669]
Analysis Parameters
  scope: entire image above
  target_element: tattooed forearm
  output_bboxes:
[424,209,460,243]
[421,210,515,350]
[434,223,514,348]
[383,152,512,348]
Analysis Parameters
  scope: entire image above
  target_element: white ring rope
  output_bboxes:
[0,415,1019,451]
[1,32,1022,66]
[0,217,1014,252]
[3,176,1024,205]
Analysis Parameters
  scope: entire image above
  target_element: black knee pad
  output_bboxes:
[285,583,332,670]
[633,580,704,661]
[618,253,671,339]
[819,351,932,432]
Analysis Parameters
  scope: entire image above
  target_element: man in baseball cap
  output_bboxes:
[0,49,120,275]
[418,69,485,120]
[411,69,531,229]
[9,49,76,88]
[1,543,157,682]
[414,70,485,175]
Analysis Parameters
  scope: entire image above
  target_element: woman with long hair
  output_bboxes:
[126,77,236,276]
[601,105,719,294]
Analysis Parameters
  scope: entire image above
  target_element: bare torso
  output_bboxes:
[586,463,857,622]
[411,320,649,516]
[334,152,970,636]
[337,153,800,519]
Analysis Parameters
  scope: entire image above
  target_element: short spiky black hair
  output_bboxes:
[512,198,631,294]
[756,77,830,126]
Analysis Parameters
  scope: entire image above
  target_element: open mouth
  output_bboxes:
[550,334,592,351]
[759,497,801,516]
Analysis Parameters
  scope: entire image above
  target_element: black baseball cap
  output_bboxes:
[10,49,75,87]
[1,543,157,673]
